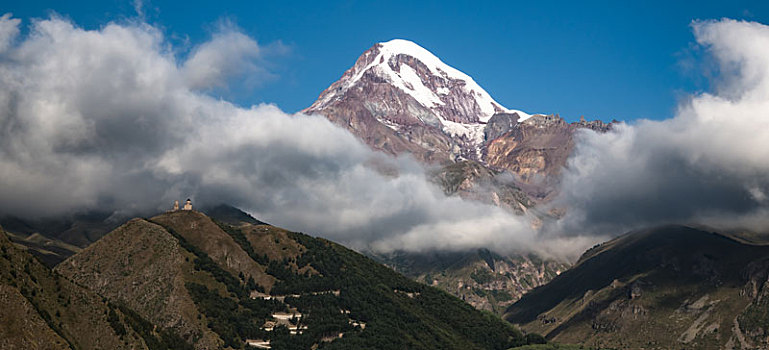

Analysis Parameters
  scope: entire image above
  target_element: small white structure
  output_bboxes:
[172,200,179,211]
[182,198,193,211]
[272,312,302,321]
[246,339,271,349]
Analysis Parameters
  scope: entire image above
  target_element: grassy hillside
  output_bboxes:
[0,226,187,350]
[505,225,769,349]
[56,218,224,349]
[58,209,541,349]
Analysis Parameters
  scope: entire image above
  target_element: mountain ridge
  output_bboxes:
[56,209,542,349]
[504,225,769,349]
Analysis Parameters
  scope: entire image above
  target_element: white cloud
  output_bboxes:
[132,0,145,19]
[554,19,769,237]
[182,22,263,90]
[4,14,767,260]
[0,14,20,53]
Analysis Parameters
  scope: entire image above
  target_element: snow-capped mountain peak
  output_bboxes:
[305,39,543,163]
[312,39,534,124]
[367,39,533,122]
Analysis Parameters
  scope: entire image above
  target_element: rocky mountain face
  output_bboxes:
[374,249,567,316]
[56,208,539,350]
[484,115,611,201]
[505,225,769,349]
[432,160,535,214]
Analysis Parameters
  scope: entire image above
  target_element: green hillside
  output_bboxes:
[58,209,543,349]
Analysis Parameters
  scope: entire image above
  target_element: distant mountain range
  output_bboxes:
[0,211,125,266]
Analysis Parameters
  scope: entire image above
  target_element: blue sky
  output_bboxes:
[6,0,769,122]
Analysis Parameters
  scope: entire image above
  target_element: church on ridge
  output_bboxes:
[171,199,193,211]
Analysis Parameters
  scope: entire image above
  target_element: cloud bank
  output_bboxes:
[554,19,769,238]
[0,15,556,256]
[2,15,768,259]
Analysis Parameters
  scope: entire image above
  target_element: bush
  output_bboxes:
[525,333,547,345]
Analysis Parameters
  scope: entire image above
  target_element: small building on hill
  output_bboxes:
[171,199,192,212]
